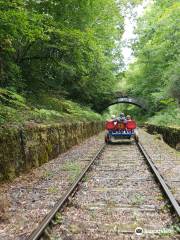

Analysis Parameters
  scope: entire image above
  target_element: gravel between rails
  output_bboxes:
[51,143,179,240]
[0,132,104,240]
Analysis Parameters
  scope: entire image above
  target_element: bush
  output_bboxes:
[148,104,180,127]
[0,88,103,126]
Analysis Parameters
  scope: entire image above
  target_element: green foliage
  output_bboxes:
[122,0,180,125]
[62,162,82,182]
[0,0,125,111]
[167,59,180,103]
[0,88,26,107]
[0,88,103,125]
[132,0,179,102]
[0,0,50,88]
[148,104,180,128]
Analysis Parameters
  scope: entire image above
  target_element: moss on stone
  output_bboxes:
[0,121,104,181]
[145,123,180,149]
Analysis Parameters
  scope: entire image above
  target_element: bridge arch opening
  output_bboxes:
[105,102,145,123]
[101,96,147,112]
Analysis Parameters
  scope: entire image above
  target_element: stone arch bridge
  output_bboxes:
[100,92,148,112]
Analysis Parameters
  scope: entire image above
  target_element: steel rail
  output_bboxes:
[137,141,180,218]
[27,143,105,240]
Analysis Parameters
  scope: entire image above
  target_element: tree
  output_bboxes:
[0,0,125,110]
[124,0,180,113]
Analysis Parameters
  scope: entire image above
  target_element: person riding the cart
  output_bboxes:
[116,112,127,123]
[115,113,127,130]
[126,115,131,121]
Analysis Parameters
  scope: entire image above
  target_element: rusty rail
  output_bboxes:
[27,140,180,240]
[137,141,180,218]
[27,143,105,240]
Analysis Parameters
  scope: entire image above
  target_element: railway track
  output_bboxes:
[27,141,180,240]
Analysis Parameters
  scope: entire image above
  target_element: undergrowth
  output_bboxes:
[0,88,103,126]
[147,104,180,128]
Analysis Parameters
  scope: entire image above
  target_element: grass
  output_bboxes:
[62,162,82,182]
[158,224,180,237]
[147,105,180,128]
[43,170,54,179]
[0,88,103,126]
[131,193,145,205]
[48,186,59,194]
[54,212,63,225]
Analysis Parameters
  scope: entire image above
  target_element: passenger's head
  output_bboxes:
[126,115,131,120]
[120,112,125,117]
[111,115,116,119]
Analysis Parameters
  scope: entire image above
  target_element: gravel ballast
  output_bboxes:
[139,128,180,203]
[0,128,179,239]
[0,132,104,240]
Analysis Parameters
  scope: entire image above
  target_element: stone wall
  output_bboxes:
[0,121,104,181]
[145,124,180,150]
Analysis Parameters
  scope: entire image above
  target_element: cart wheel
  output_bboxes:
[134,133,139,143]
[105,140,111,144]
[105,134,111,144]
[105,135,108,143]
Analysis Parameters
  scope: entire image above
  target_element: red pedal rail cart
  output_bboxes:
[105,119,139,144]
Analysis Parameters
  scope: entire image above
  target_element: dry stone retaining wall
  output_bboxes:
[0,121,104,181]
[145,123,180,150]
